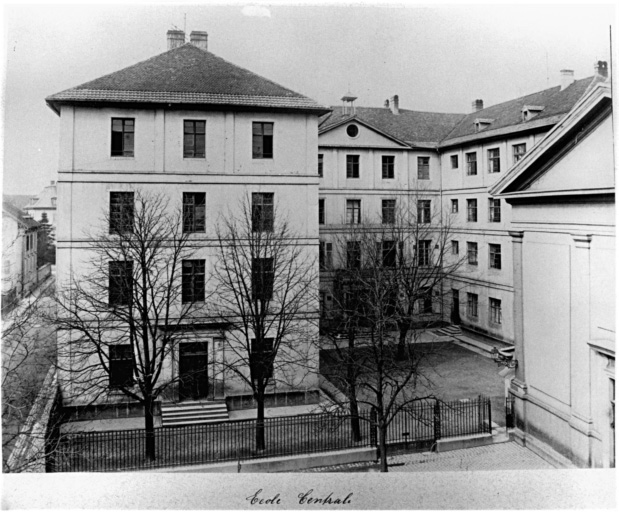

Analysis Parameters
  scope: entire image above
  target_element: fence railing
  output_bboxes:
[50,396,492,472]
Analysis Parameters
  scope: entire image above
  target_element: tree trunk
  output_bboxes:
[378,423,388,472]
[256,395,266,451]
[348,388,361,442]
[346,332,361,441]
[397,324,408,360]
[144,395,156,461]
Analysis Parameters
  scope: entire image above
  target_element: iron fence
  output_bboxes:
[50,396,492,472]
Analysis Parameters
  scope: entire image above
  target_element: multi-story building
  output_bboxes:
[2,199,39,308]
[46,31,328,414]
[318,63,609,344]
[25,181,57,231]
[492,80,614,468]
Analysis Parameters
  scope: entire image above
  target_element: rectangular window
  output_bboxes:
[109,192,134,234]
[109,261,133,306]
[111,118,134,157]
[489,244,502,270]
[346,200,361,224]
[346,155,360,178]
[252,193,274,232]
[252,122,273,159]
[417,157,430,180]
[252,258,274,301]
[467,293,479,318]
[513,143,526,163]
[451,199,459,213]
[466,152,477,175]
[488,148,501,173]
[183,120,206,158]
[451,155,459,169]
[183,192,206,233]
[251,338,274,381]
[319,242,333,270]
[467,199,478,222]
[318,199,325,225]
[382,199,396,224]
[382,156,395,179]
[489,297,502,324]
[318,154,324,177]
[182,260,206,303]
[419,287,433,314]
[417,200,431,224]
[381,241,397,267]
[347,241,361,269]
[109,345,134,388]
[418,240,432,267]
[467,242,478,265]
[452,240,459,255]
[488,198,501,222]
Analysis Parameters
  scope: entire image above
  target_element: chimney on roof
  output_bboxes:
[594,60,608,78]
[389,95,399,115]
[167,30,185,50]
[560,69,575,91]
[190,31,208,51]
[471,99,484,113]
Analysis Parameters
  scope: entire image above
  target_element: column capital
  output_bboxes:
[509,230,524,242]
[571,234,592,248]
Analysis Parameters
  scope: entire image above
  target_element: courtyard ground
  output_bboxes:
[321,340,506,426]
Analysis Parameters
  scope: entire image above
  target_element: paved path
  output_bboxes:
[302,441,556,472]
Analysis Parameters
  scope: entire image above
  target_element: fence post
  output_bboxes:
[369,408,377,446]
[487,397,492,433]
[433,401,441,441]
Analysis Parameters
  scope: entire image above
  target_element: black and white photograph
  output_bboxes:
[1,2,616,509]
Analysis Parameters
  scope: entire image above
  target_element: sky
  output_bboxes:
[1,2,615,195]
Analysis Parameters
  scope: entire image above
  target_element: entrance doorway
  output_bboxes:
[179,342,209,400]
[451,288,461,325]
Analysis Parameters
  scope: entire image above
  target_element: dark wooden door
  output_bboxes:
[451,288,461,325]
[179,342,209,400]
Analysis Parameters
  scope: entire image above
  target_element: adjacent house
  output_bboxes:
[491,80,614,468]
[2,199,39,309]
[25,181,57,230]
[46,31,329,417]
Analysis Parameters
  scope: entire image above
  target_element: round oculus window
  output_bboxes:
[346,124,359,138]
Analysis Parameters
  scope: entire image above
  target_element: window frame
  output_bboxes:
[489,244,502,270]
[466,152,477,176]
[417,200,431,224]
[489,297,502,324]
[417,157,430,180]
[109,260,133,307]
[319,241,333,270]
[488,198,501,223]
[382,199,396,224]
[252,193,274,232]
[513,143,526,163]
[452,240,459,255]
[467,242,478,265]
[318,154,324,177]
[467,292,479,318]
[346,155,360,179]
[382,155,395,179]
[182,192,206,233]
[488,148,501,173]
[183,120,206,159]
[181,259,206,304]
[418,240,432,267]
[467,198,478,222]
[109,191,135,234]
[450,155,459,169]
[111,118,135,158]
[250,338,274,381]
[347,241,361,269]
[252,257,274,301]
[252,122,274,159]
[109,344,135,389]
[451,199,459,213]
[346,199,361,224]
[318,198,325,225]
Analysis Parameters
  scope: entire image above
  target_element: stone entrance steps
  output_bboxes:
[436,325,462,337]
[161,400,229,427]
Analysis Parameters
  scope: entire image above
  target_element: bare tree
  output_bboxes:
[213,194,318,451]
[2,286,58,472]
[53,191,207,461]
[320,192,465,471]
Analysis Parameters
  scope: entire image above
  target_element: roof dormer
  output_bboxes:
[521,105,545,122]
[474,118,494,132]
